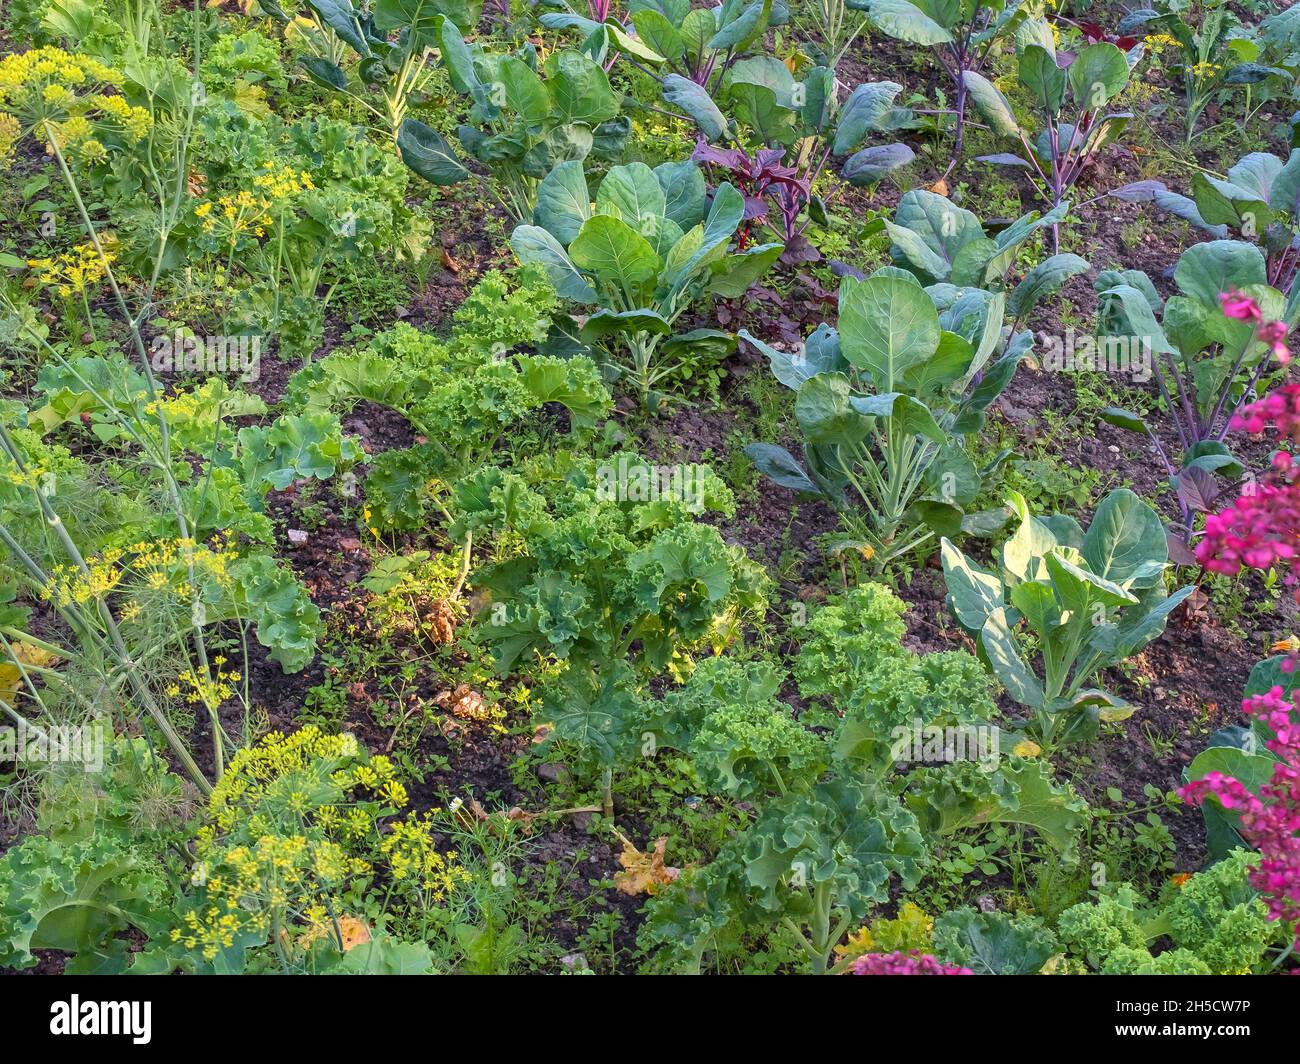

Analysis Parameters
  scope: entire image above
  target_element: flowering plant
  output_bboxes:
[1118,0,1278,144]
[0,46,151,165]
[25,237,117,336]
[1182,685,1300,950]
[1096,257,1292,561]
[849,950,973,975]
[149,727,468,973]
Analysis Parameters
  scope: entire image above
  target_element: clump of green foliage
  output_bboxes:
[287,266,610,533]
[458,452,769,805]
[1057,850,1291,974]
[0,737,186,973]
[638,584,1086,975]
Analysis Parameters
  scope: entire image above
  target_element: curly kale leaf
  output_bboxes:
[625,523,763,669]
[906,755,1088,850]
[364,443,446,533]
[793,582,909,704]
[1101,946,1211,975]
[1166,850,1282,974]
[637,844,747,974]
[742,778,928,924]
[237,411,363,501]
[231,554,322,673]
[0,833,168,972]
[1056,885,1148,969]
[933,908,1059,975]
[541,659,645,767]
[689,699,830,800]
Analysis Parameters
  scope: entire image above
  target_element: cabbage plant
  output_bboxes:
[743,258,1050,565]
[940,488,1193,749]
[397,19,625,221]
[1092,239,1289,559]
[511,160,781,407]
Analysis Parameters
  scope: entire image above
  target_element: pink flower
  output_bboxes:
[1220,290,1264,323]
[1180,686,1300,950]
[850,950,973,975]
[1258,321,1292,364]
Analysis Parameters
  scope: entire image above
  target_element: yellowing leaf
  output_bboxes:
[298,915,372,952]
[0,643,59,705]
[613,834,679,896]
[1012,739,1042,758]
[834,901,933,961]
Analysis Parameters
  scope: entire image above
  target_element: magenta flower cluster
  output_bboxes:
[1219,290,1292,363]
[1180,686,1300,948]
[1196,384,1300,585]
[849,950,973,975]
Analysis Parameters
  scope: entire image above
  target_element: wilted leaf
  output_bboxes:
[613,834,680,896]
[0,643,59,705]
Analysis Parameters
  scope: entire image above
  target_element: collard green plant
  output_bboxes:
[1261,1,1300,81]
[296,0,481,138]
[969,39,1141,249]
[1091,239,1289,558]
[1114,149,1300,305]
[535,0,665,70]
[512,160,779,407]
[624,0,781,88]
[397,20,625,221]
[860,0,1050,169]
[881,189,1083,320]
[744,267,1031,564]
[940,488,1194,749]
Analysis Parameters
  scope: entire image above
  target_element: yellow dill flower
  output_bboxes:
[25,239,115,298]
[380,779,408,807]
[0,47,145,160]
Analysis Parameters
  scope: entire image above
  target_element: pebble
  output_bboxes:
[537,762,570,783]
